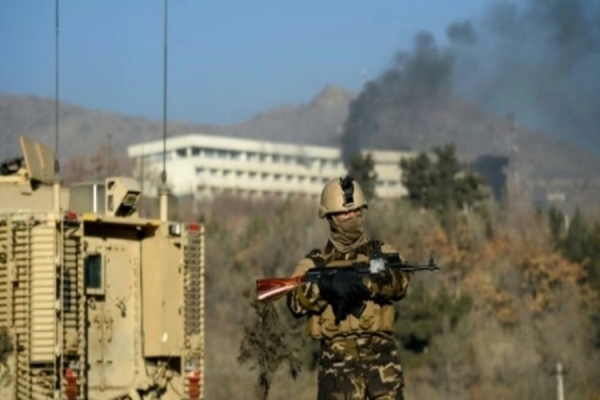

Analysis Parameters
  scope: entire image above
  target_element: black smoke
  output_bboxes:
[342,32,455,160]
[342,0,600,162]
[453,0,600,154]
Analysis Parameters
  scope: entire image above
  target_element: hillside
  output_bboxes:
[229,85,356,146]
[0,94,226,160]
[1,87,599,213]
[0,86,354,160]
[196,192,600,400]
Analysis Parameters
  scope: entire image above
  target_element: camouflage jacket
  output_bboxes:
[286,239,409,339]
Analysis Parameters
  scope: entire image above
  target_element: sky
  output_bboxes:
[0,0,504,126]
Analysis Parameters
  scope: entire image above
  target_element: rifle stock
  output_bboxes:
[256,276,303,301]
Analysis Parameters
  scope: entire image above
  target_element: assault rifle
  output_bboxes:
[256,252,441,302]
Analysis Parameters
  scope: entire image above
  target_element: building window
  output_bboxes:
[149,153,170,163]
[176,148,187,158]
[196,167,205,176]
[261,173,269,180]
[191,147,202,156]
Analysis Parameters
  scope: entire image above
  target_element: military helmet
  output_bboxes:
[318,176,368,218]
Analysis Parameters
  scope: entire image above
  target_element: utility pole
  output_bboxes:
[140,143,145,193]
[554,361,565,400]
[107,134,112,177]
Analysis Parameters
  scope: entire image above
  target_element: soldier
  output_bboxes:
[286,175,410,400]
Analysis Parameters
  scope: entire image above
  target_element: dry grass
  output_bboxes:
[166,194,600,399]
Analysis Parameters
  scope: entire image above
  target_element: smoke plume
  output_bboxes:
[342,0,600,161]
[453,0,600,153]
[342,32,455,159]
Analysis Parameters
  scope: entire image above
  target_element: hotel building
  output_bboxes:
[127,133,415,200]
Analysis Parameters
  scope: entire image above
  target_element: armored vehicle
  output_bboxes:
[0,136,205,399]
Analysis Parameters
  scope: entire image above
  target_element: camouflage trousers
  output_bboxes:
[317,333,404,400]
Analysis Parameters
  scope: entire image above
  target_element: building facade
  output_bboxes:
[127,133,415,200]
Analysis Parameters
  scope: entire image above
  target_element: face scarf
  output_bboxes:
[329,214,366,250]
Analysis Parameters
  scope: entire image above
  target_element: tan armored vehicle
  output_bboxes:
[0,136,205,399]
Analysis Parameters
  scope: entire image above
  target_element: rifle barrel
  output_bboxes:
[397,265,440,272]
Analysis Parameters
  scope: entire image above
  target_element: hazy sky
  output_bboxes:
[0,0,505,125]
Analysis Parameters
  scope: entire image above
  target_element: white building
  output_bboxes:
[126,133,415,200]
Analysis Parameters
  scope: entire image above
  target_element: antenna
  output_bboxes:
[158,0,171,221]
[54,0,60,174]
[162,0,168,179]
[52,0,62,215]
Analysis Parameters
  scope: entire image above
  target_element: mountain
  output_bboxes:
[228,85,356,146]
[0,86,355,159]
[0,94,226,160]
[1,87,599,213]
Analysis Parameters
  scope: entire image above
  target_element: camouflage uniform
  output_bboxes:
[287,176,409,400]
[319,334,404,400]
[288,240,408,400]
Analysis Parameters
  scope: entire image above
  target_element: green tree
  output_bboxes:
[399,144,488,211]
[548,205,565,247]
[551,207,600,292]
[399,153,435,208]
[394,283,472,368]
[586,222,600,289]
[347,152,378,201]
[561,207,589,264]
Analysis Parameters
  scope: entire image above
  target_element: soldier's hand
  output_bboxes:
[318,268,370,303]
[318,269,370,324]
[364,266,394,295]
